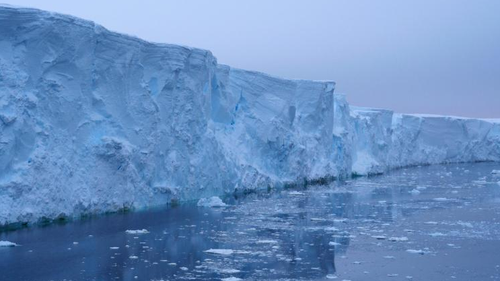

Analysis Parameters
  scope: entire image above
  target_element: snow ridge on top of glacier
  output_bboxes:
[0,4,214,58]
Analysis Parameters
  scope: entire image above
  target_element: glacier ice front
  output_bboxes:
[0,5,499,227]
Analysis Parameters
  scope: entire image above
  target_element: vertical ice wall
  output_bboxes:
[340,105,500,175]
[0,5,499,226]
[388,114,500,168]
[212,66,336,191]
[0,6,240,224]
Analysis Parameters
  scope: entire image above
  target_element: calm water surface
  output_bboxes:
[1,163,500,281]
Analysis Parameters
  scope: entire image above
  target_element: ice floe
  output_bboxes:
[409,189,421,195]
[221,277,242,281]
[406,249,430,255]
[256,240,278,244]
[197,197,227,208]
[388,237,409,242]
[205,249,234,255]
[0,241,18,247]
[125,229,150,234]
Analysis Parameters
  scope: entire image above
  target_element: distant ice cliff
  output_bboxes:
[1,5,499,226]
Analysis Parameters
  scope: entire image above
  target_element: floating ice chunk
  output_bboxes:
[325,227,339,232]
[388,237,409,242]
[180,267,188,271]
[256,240,278,244]
[220,269,241,274]
[491,170,500,175]
[197,197,227,207]
[456,221,473,228]
[329,242,341,246]
[409,189,421,195]
[429,232,446,237]
[433,198,450,201]
[0,241,19,247]
[205,249,234,255]
[406,249,429,255]
[234,250,252,254]
[288,191,304,195]
[129,255,139,259]
[110,247,120,250]
[372,235,386,240]
[326,274,338,279]
[472,180,488,185]
[221,277,242,281]
[126,229,150,234]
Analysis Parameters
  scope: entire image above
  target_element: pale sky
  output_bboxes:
[3,0,500,118]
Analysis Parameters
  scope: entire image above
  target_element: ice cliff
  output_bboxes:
[1,6,499,226]
[334,95,500,176]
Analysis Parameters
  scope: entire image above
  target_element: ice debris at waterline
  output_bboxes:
[0,241,18,247]
[0,5,500,227]
[197,196,227,207]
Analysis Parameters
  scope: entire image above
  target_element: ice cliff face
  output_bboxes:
[213,66,336,190]
[333,95,500,175]
[0,5,239,224]
[1,6,499,226]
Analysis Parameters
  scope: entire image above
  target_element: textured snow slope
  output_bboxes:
[0,6,499,226]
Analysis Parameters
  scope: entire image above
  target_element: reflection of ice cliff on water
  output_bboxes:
[2,162,500,280]
[1,5,500,227]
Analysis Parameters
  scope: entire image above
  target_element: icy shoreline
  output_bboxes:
[0,5,499,227]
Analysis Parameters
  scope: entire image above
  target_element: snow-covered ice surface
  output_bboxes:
[1,5,500,226]
[1,162,500,280]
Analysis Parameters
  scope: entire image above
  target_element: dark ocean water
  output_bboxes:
[1,162,500,281]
